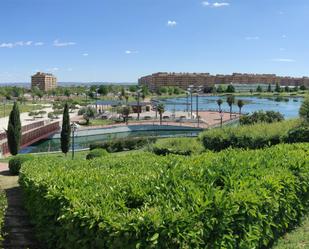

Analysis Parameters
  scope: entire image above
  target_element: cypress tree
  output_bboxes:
[7,102,21,155]
[61,103,71,155]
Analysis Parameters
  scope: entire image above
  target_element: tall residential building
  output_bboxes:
[139,72,309,92]
[31,72,57,91]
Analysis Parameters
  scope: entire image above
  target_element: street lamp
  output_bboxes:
[195,86,203,128]
[187,85,194,118]
[71,122,78,160]
[136,88,142,120]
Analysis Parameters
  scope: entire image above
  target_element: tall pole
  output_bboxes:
[137,91,140,120]
[190,91,193,119]
[186,92,189,116]
[95,89,98,111]
[196,93,199,128]
[71,128,75,160]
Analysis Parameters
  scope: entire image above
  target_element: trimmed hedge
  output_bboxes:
[86,148,109,160]
[90,137,156,153]
[199,119,301,151]
[19,143,309,248]
[284,126,309,143]
[9,154,34,175]
[152,137,204,156]
[239,110,284,125]
[0,190,7,245]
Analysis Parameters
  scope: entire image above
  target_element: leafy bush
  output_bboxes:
[240,110,284,125]
[19,144,309,248]
[86,148,109,160]
[8,154,34,175]
[152,137,204,155]
[284,126,309,143]
[299,96,309,123]
[0,190,7,244]
[200,119,300,151]
[90,137,156,152]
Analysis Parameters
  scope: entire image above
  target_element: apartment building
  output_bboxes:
[139,72,309,91]
[31,72,57,91]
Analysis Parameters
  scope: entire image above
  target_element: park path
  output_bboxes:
[0,163,42,249]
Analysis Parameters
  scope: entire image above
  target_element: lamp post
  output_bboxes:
[220,110,224,128]
[136,88,142,120]
[187,85,194,119]
[195,86,203,128]
[71,122,78,160]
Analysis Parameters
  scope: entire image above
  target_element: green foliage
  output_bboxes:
[8,154,34,175]
[90,137,156,152]
[299,96,309,123]
[61,103,71,154]
[0,190,7,244]
[284,126,309,143]
[86,148,109,160]
[98,85,108,95]
[256,85,263,92]
[19,143,309,248]
[240,110,284,125]
[200,119,300,151]
[7,102,21,155]
[152,137,204,155]
[275,83,281,92]
[226,84,235,93]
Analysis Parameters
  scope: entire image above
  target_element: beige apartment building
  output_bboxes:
[31,72,57,91]
[139,72,309,91]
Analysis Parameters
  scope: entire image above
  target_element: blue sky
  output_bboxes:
[0,0,308,83]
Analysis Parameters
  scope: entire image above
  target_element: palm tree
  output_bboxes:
[226,95,235,118]
[121,106,131,125]
[157,103,165,125]
[237,99,245,115]
[217,99,223,112]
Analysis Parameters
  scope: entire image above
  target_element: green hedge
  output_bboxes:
[19,143,309,248]
[199,119,301,151]
[0,190,7,245]
[90,137,156,152]
[8,154,34,175]
[86,148,109,160]
[152,137,204,156]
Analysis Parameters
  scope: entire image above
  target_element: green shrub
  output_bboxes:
[9,154,34,175]
[200,119,300,151]
[19,143,309,248]
[284,126,309,143]
[0,190,7,244]
[86,148,109,160]
[240,110,284,125]
[90,137,156,152]
[152,137,204,155]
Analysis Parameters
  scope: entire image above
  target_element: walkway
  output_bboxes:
[0,163,41,249]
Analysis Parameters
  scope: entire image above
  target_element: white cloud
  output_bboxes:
[282,34,287,39]
[34,42,44,46]
[245,36,260,40]
[47,67,60,72]
[212,2,230,7]
[0,41,43,48]
[67,68,73,72]
[279,48,286,51]
[167,20,177,27]
[82,53,89,57]
[53,39,76,47]
[279,11,284,15]
[125,50,139,54]
[202,1,230,8]
[272,58,295,62]
[202,1,210,6]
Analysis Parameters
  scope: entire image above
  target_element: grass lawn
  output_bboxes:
[273,215,309,249]
[0,103,45,118]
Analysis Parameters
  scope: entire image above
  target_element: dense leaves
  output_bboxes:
[240,110,284,125]
[0,190,6,245]
[7,102,21,155]
[61,103,71,154]
[86,148,109,160]
[8,154,34,175]
[200,119,300,151]
[19,143,309,249]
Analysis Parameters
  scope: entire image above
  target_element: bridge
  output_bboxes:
[0,121,60,156]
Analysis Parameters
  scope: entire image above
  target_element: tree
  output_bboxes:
[267,84,272,92]
[237,99,245,114]
[98,85,108,95]
[61,103,71,155]
[217,99,223,111]
[226,95,235,118]
[64,89,71,99]
[121,106,131,125]
[226,85,235,93]
[36,90,44,101]
[275,83,281,93]
[300,85,307,91]
[216,85,224,93]
[299,96,309,123]
[256,85,263,92]
[284,86,290,92]
[157,103,165,125]
[7,102,21,155]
